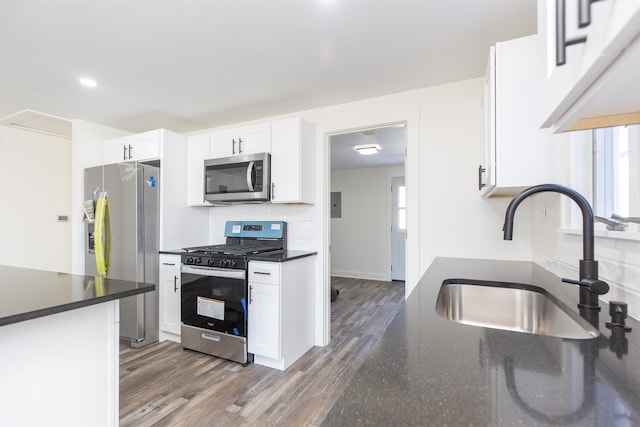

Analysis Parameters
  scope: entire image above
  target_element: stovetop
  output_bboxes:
[183,244,282,256]
[181,221,287,269]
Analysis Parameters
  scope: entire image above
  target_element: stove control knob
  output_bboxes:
[194,257,201,265]
[185,257,194,264]
[230,259,237,268]
[207,258,215,267]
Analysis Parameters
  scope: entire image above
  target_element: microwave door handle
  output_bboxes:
[246,161,255,192]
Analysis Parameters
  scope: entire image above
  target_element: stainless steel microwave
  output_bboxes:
[204,152,271,203]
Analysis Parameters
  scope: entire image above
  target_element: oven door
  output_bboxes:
[181,265,247,337]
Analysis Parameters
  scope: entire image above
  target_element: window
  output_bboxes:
[591,124,640,229]
[592,126,631,217]
[397,184,406,231]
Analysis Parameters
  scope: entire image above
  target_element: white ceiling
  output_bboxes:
[330,124,405,170]
[0,0,537,140]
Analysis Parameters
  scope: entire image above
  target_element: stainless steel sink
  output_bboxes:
[435,279,599,339]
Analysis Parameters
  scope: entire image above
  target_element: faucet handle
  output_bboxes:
[562,277,610,295]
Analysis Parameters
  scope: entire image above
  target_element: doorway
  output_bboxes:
[328,123,406,281]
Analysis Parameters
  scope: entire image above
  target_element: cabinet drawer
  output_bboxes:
[248,262,280,285]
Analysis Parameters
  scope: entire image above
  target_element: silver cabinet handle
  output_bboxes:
[249,285,253,304]
[162,262,176,266]
[238,137,243,154]
[556,0,587,66]
[478,165,486,191]
[578,0,605,28]
[232,138,237,155]
[173,275,179,292]
[254,271,271,275]
[128,144,133,159]
[123,145,128,160]
[271,182,275,199]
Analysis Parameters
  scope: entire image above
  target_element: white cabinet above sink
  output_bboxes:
[538,0,640,132]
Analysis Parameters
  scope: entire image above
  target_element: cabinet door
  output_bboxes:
[104,131,160,164]
[248,282,280,359]
[238,122,271,155]
[479,46,496,193]
[274,117,314,203]
[480,35,555,197]
[186,133,211,206]
[159,255,182,337]
[210,128,239,158]
[540,0,640,130]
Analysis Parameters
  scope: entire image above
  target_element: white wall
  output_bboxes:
[531,134,640,320]
[196,77,534,345]
[330,165,405,281]
[0,126,71,272]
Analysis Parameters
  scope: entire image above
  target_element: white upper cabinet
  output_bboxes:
[270,117,315,204]
[186,117,315,206]
[104,130,161,164]
[539,0,640,132]
[210,122,271,158]
[479,35,556,197]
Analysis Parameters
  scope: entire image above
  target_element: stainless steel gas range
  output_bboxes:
[180,221,286,365]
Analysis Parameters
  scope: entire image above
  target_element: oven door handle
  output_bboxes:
[181,265,246,280]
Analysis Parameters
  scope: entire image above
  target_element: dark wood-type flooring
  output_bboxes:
[119,277,405,426]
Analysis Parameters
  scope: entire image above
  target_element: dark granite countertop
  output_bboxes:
[0,265,155,326]
[248,250,317,262]
[323,257,640,426]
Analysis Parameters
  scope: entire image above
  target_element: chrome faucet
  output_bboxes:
[503,184,609,310]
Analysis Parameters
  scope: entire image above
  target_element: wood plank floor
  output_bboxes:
[120,277,405,426]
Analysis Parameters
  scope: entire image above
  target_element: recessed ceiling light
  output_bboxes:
[79,77,98,88]
[354,144,380,155]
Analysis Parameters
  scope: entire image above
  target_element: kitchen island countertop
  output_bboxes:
[322,257,640,426]
[0,264,154,326]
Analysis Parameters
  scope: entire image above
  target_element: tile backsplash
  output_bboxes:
[531,193,640,320]
[207,204,317,250]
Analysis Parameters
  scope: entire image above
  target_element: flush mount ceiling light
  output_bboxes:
[79,77,98,88]
[354,144,380,155]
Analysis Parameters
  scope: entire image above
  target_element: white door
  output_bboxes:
[391,176,406,281]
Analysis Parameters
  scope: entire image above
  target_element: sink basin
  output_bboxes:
[435,279,599,339]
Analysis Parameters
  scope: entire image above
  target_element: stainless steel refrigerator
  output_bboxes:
[84,161,159,347]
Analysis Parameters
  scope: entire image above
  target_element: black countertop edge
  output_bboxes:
[159,249,184,255]
[0,285,154,327]
[248,250,317,262]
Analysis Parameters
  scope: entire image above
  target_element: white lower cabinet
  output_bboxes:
[159,254,181,342]
[248,256,315,370]
[248,281,280,359]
